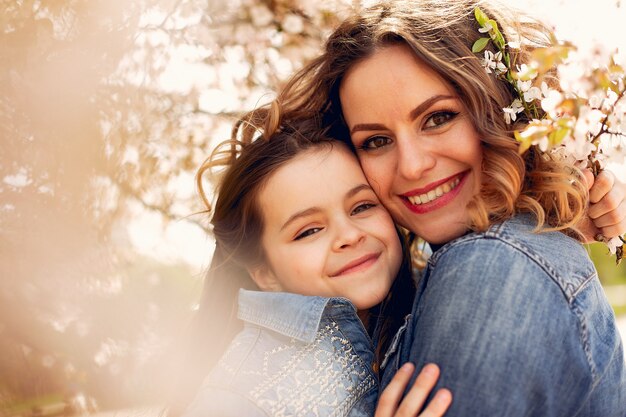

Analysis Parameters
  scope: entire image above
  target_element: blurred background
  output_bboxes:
[1,0,625,416]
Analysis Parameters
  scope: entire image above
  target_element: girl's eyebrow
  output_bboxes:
[280,207,321,232]
[279,183,372,231]
[349,94,456,134]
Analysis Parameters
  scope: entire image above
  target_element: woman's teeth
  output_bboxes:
[408,177,460,205]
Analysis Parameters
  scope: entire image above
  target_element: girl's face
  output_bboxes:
[251,145,402,311]
[339,44,483,244]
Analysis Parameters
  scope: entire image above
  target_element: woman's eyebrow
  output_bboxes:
[408,94,456,120]
[349,94,456,134]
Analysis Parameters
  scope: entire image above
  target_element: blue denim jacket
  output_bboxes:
[380,214,626,416]
[183,289,378,417]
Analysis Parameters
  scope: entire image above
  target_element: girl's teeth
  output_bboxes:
[408,177,460,205]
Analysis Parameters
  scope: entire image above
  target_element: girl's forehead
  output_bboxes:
[261,145,367,203]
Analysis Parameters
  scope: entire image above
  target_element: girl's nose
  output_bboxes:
[332,218,365,251]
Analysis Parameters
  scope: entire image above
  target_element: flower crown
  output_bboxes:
[472,7,625,263]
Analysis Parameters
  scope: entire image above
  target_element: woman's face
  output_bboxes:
[339,44,483,244]
[252,145,402,311]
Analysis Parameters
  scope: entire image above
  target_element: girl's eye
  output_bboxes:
[359,135,391,150]
[424,111,459,129]
[351,202,376,215]
[295,227,322,240]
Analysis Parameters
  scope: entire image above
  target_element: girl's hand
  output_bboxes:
[579,170,626,243]
[375,363,452,417]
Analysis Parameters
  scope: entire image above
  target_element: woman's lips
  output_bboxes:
[330,253,380,277]
[401,171,469,214]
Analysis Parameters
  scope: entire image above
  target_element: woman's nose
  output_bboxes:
[396,133,436,180]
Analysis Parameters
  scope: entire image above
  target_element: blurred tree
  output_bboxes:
[0,0,354,409]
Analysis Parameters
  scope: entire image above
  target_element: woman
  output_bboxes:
[264,0,626,415]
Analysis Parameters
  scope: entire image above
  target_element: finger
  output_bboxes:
[590,200,626,230]
[589,170,615,204]
[419,389,453,417]
[375,363,415,417]
[599,221,626,240]
[588,186,623,219]
[395,364,440,416]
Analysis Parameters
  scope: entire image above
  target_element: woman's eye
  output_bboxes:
[352,203,376,215]
[295,227,322,240]
[360,135,391,150]
[424,111,459,129]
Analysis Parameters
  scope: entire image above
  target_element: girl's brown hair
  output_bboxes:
[273,0,588,238]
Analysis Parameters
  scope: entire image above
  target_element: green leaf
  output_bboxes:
[474,7,489,26]
[472,37,490,53]
[489,20,506,50]
[514,130,532,154]
[552,127,570,146]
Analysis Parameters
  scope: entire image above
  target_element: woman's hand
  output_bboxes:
[579,170,626,243]
[375,363,452,417]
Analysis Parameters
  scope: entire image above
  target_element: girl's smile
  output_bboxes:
[329,252,381,277]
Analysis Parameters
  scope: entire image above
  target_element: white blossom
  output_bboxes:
[589,94,603,109]
[541,89,563,115]
[577,107,605,137]
[482,50,507,74]
[3,168,32,188]
[503,99,524,124]
[508,41,521,49]
[607,110,625,132]
[536,136,550,152]
[523,86,542,102]
[599,133,626,165]
[557,59,593,97]
[282,14,304,34]
[478,21,493,33]
[520,119,552,151]
[607,236,623,254]
[516,63,538,80]
[559,135,596,162]
[250,5,274,27]
[517,79,532,92]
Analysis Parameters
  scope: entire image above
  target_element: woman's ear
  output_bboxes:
[248,264,283,292]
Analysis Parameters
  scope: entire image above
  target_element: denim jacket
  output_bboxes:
[183,289,378,417]
[380,214,626,416]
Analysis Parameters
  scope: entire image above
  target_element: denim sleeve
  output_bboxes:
[407,239,594,416]
[182,387,268,417]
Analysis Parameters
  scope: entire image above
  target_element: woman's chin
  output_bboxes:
[417,223,469,246]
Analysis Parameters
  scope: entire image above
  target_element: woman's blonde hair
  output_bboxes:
[271,0,588,237]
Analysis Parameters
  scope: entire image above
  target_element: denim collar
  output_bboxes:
[237,289,356,343]
[428,213,539,262]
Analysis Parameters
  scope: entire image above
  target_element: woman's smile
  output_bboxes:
[400,170,469,213]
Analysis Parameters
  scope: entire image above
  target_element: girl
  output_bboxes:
[253,0,626,415]
[180,115,452,416]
